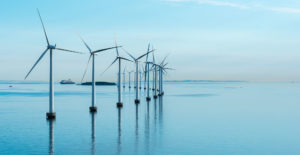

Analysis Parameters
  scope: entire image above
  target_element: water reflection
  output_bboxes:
[154,98,157,126]
[91,112,96,155]
[48,120,54,155]
[159,96,163,125]
[158,96,164,149]
[117,107,122,155]
[153,98,158,148]
[144,101,150,154]
[135,103,139,153]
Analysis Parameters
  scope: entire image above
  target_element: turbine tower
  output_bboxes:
[122,68,126,88]
[25,9,83,119]
[152,55,155,91]
[139,69,142,89]
[144,43,150,90]
[151,50,159,99]
[101,37,132,107]
[123,48,154,104]
[145,44,152,101]
[143,64,147,90]
[79,35,120,112]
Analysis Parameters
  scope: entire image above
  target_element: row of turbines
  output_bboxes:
[25,10,173,120]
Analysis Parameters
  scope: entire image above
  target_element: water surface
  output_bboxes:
[1,81,300,154]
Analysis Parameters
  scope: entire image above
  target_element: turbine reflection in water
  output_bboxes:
[159,96,163,126]
[135,103,139,154]
[117,107,122,155]
[144,100,150,154]
[153,98,158,148]
[48,119,54,155]
[91,112,96,155]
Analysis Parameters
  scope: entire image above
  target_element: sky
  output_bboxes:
[1,0,300,82]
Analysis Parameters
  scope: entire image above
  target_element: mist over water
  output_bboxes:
[1,81,300,154]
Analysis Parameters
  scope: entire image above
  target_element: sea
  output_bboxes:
[1,80,300,154]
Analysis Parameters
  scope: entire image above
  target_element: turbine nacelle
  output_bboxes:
[48,45,56,49]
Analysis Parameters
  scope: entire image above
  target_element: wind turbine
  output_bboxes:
[152,53,157,99]
[25,9,83,119]
[79,35,120,112]
[157,57,174,96]
[145,44,152,101]
[144,43,150,90]
[152,52,156,91]
[101,38,132,107]
[123,48,154,104]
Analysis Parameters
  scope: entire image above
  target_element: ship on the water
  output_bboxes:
[81,81,116,86]
[60,79,75,84]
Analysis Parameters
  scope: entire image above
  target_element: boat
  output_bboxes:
[60,79,75,84]
[81,81,116,86]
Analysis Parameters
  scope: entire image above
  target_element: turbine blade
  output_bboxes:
[146,43,150,62]
[160,55,169,66]
[152,49,155,63]
[136,50,154,60]
[25,48,49,79]
[142,65,145,73]
[121,47,136,61]
[55,48,83,54]
[164,67,175,70]
[163,62,168,67]
[81,55,92,83]
[119,57,133,62]
[144,63,147,76]
[78,34,92,53]
[100,57,118,76]
[37,9,50,46]
[92,46,121,54]
[114,34,119,56]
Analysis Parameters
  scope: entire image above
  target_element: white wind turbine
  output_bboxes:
[157,57,174,96]
[144,43,150,90]
[123,48,154,104]
[25,9,83,119]
[101,37,132,107]
[144,44,152,101]
[79,35,120,112]
[151,52,159,99]
[152,51,156,91]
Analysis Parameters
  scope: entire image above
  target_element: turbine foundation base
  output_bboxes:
[89,106,97,112]
[116,102,123,107]
[135,99,140,104]
[46,112,56,119]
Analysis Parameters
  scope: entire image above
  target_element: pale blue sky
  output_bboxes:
[1,0,300,81]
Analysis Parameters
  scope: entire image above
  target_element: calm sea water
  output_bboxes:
[1,81,300,154]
